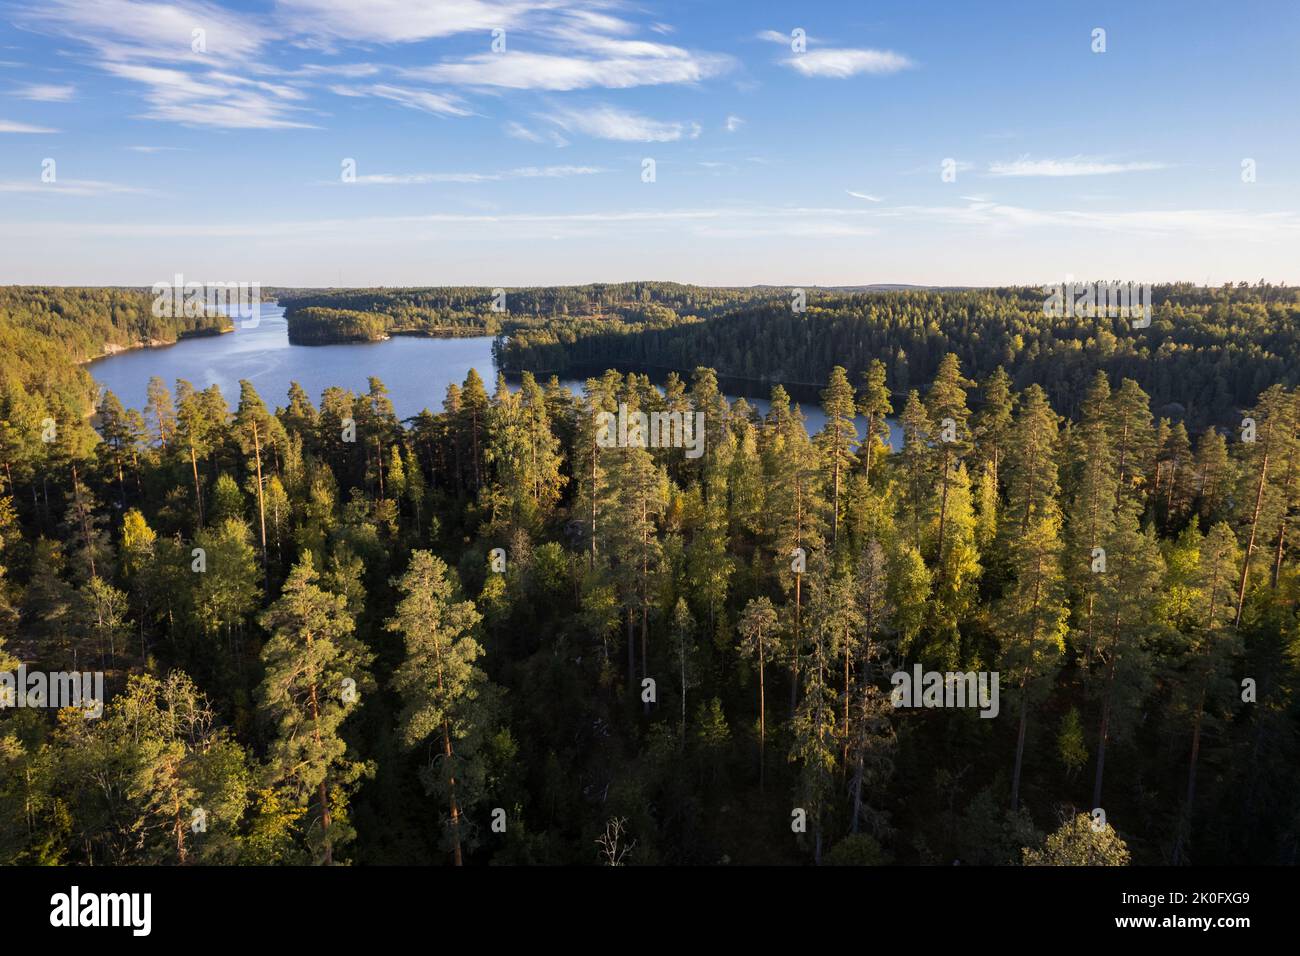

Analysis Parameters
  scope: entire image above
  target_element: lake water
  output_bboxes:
[90,303,901,447]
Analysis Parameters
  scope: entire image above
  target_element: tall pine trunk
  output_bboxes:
[1235,442,1270,627]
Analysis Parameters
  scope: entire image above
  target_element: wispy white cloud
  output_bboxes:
[126,144,189,153]
[20,1,309,129]
[847,191,883,202]
[10,202,1299,245]
[724,114,744,132]
[0,119,57,133]
[503,121,567,146]
[332,83,472,117]
[783,48,913,77]
[19,0,733,131]
[541,103,700,142]
[0,178,152,196]
[756,29,823,46]
[347,165,605,185]
[987,155,1168,177]
[22,0,272,61]
[504,121,543,142]
[405,48,730,92]
[883,198,1300,239]
[11,83,76,102]
[275,0,545,43]
[298,62,382,79]
[104,62,315,128]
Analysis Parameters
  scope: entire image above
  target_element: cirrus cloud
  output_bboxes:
[540,103,700,142]
[405,48,731,92]
[0,119,58,133]
[783,48,913,78]
[988,155,1169,177]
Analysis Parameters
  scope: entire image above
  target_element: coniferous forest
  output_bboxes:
[1,282,1298,867]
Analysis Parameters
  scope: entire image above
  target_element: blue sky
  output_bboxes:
[1,0,1297,286]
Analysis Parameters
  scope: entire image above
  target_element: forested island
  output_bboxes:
[0,283,1297,866]
[276,283,760,344]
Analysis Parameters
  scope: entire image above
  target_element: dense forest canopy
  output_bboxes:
[0,287,228,416]
[278,282,1300,429]
[495,282,1300,429]
[0,283,1297,866]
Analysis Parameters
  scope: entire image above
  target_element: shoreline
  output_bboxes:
[79,313,244,366]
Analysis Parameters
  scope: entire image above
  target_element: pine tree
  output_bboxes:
[389,550,494,866]
[1110,378,1156,500]
[1171,522,1241,863]
[234,380,283,580]
[972,366,1014,489]
[257,552,373,865]
[1003,385,1061,535]
[1193,426,1232,524]
[1161,421,1194,524]
[174,380,215,528]
[573,379,615,565]
[458,369,490,493]
[897,390,934,552]
[817,366,858,548]
[145,376,176,452]
[925,354,972,572]
[856,359,893,490]
[1023,812,1130,865]
[1066,372,1117,667]
[670,598,698,744]
[1265,389,1300,588]
[998,502,1069,811]
[765,389,826,716]
[927,461,980,667]
[1089,497,1163,809]
[849,538,896,834]
[118,672,251,864]
[736,596,779,786]
[1234,385,1294,626]
[790,561,849,865]
[519,372,566,521]
[603,398,667,699]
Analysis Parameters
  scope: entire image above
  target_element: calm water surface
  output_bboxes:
[91,304,900,447]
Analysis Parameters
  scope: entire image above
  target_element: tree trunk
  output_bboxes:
[1011,695,1028,811]
[936,447,951,571]
[252,421,268,584]
[308,676,333,866]
[444,719,463,866]
[1092,692,1112,811]
[1235,444,1270,627]
[626,607,635,688]
[863,411,876,489]
[71,462,96,579]
[1173,688,1206,865]
[189,440,205,527]
[790,571,802,718]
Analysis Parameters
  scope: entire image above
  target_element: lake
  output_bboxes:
[90,303,901,447]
